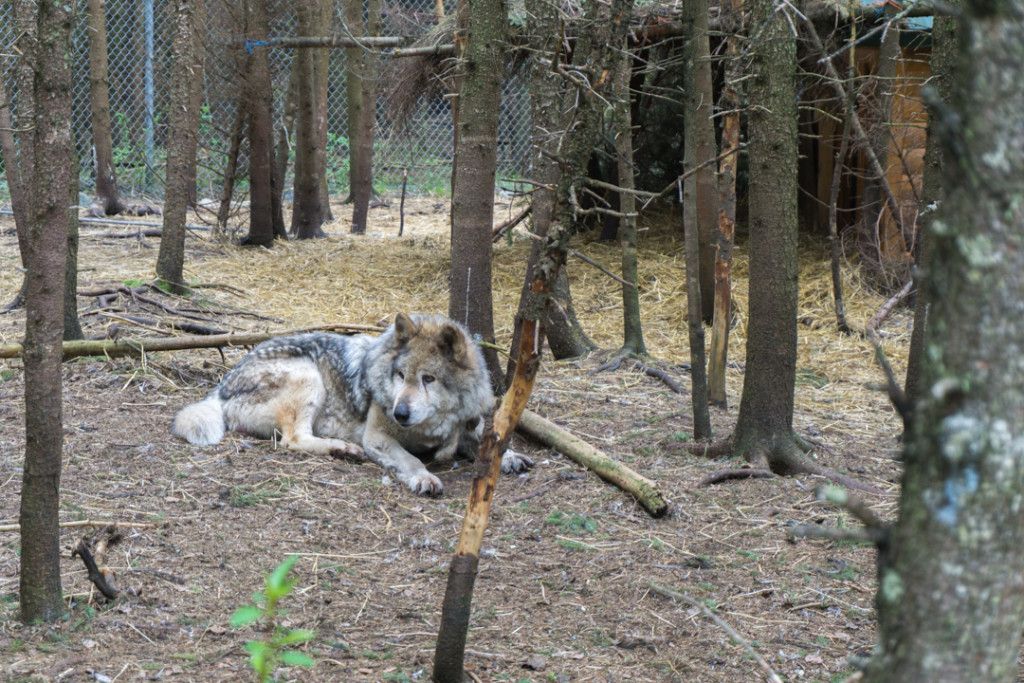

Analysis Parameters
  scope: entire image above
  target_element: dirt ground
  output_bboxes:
[0,199,905,682]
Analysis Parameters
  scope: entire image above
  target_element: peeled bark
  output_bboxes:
[707,0,742,409]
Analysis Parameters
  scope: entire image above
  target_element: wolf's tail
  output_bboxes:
[172,393,226,446]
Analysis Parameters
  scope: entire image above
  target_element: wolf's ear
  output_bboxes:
[439,323,468,365]
[394,313,417,345]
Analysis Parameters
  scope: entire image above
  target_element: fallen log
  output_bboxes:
[516,408,668,517]
[0,323,385,360]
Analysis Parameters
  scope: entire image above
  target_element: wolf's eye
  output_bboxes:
[395,370,405,381]
[422,374,436,385]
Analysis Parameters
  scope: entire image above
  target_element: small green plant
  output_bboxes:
[231,555,316,682]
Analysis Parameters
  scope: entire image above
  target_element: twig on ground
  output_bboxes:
[648,581,783,683]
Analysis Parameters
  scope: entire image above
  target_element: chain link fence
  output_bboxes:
[1,0,532,210]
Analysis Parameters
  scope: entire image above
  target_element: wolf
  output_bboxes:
[172,313,531,495]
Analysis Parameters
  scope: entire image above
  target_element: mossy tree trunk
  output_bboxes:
[447,0,506,387]
[731,0,801,469]
[19,0,75,623]
[863,3,1024,680]
[156,0,204,291]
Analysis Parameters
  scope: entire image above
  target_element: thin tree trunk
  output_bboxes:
[612,3,643,356]
[904,3,959,406]
[342,0,364,205]
[447,0,507,386]
[681,2,711,439]
[350,0,381,234]
[858,9,899,264]
[707,0,742,409]
[215,104,246,234]
[0,61,30,312]
[689,0,717,323]
[863,3,1024,677]
[156,0,204,291]
[828,41,856,334]
[85,0,125,215]
[63,139,83,341]
[315,0,333,222]
[291,0,324,238]
[243,0,275,247]
[20,0,75,623]
[184,4,205,209]
[272,64,299,238]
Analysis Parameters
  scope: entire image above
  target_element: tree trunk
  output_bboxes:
[315,0,333,222]
[707,0,742,409]
[242,0,275,247]
[85,0,125,216]
[447,0,507,387]
[731,0,800,469]
[20,0,75,623]
[612,2,643,356]
[291,0,325,238]
[272,64,299,238]
[156,0,204,291]
[904,3,959,406]
[63,139,83,341]
[342,0,364,205]
[0,51,30,312]
[215,103,246,235]
[688,0,717,323]
[681,1,711,439]
[863,3,1024,679]
[350,0,382,235]
[858,9,899,264]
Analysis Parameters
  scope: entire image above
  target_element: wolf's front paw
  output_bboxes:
[329,442,366,463]
[501,449,534,473]
[409,471,444,496]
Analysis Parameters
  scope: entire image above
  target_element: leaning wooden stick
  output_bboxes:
[516,409,668,517]
[433,227,565,682]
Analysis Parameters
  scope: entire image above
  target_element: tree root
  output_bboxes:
[751,436,886,496]
[588,352,684,394]
[698,468,775,487]
[681,435,886,495]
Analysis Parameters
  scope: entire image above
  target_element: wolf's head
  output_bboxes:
[386,313,490,428]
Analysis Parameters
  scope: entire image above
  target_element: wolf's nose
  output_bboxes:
[393,403,411,424]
